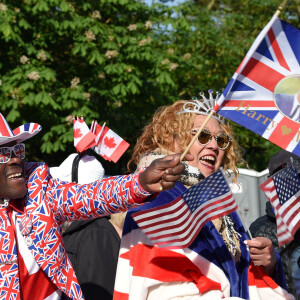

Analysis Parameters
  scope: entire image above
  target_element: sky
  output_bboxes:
[144,0,186,6]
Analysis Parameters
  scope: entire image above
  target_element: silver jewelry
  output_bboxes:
[2,199,10,207]
[177,89,225,123]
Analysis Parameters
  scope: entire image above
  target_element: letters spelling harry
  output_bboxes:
[236,100,300,143]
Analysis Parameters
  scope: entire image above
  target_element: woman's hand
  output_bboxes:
[139,153,193,193]
[245,237,277,277]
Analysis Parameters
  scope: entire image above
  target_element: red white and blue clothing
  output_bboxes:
[0,162,150,300]
[114,182,295,300]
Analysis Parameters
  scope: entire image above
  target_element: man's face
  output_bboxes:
[0,141,27,200]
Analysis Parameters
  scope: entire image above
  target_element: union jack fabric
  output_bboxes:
[132,169,237,249]
[0,162,151,300]
[214,17,300,156]
[12,123,41,138]
[113,184,293,299]
[0,113,42,145]
[73,117,96,153]
[260,165,300,246]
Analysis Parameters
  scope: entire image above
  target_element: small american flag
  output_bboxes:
[132,169,238,249]
[260,165,300,246]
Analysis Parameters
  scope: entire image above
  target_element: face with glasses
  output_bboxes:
[0,141,27,200]
[186,115,229,178]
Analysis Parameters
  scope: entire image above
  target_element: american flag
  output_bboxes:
[213,17,300,156]
[260,165,300,246]
[132,169,238,249]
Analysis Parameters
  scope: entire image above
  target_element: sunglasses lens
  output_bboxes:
[198,131,212,145]
[0,147,11,163]
[216,134,230,149]
[14,144,26,159]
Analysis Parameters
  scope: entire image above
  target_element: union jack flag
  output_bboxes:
[18,214,33,236]
[12,123,41,137]
[214,17,300,156]
[132,169,237,249]
[260,165,300,246]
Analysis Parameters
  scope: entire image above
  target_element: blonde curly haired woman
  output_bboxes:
[113,93,293,300]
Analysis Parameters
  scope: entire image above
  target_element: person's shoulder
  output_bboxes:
[25,162,48,180]
[275,93,294,103]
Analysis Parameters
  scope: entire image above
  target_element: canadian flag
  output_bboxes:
[92,121,129,163]
[73,117,96,153]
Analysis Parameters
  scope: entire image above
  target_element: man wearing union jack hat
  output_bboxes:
[0,113,191,300]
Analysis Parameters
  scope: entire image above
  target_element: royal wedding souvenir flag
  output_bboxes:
[213,17,300,156]
[260,165,300,246]
[73,117,96,153]
[93,124,129,163]
[132,169,238,249]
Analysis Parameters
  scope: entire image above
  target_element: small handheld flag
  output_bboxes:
[132,168,238,249]
[260,165,300,246]
[73,116,96,153]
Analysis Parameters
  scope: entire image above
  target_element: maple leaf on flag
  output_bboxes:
[104,136,117,149]
[73,128,83,138]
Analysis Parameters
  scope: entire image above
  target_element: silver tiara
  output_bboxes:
[177,89,225,123]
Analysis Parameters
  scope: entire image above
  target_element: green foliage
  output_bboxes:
[149,0,299,171]
[0,0,298,172]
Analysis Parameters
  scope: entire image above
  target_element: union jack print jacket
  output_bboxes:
[0,162,150,300]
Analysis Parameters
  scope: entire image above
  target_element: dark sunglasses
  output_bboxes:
[191,129,231,150]
[0,143,26,163]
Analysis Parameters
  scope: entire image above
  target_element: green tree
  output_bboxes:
[0,0,177,172]
[150,0,298,170]
[0,0,298,172]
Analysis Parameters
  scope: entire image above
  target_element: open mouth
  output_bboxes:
[7,172,23,180]
[200,155,216,167]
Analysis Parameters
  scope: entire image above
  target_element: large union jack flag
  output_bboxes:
[214,17,300,156]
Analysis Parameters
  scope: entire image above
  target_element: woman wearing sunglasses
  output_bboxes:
[113,93,293,300]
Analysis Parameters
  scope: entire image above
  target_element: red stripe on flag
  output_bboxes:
[155,205,237,248]
[13,127,20,135]
[113,291,129,300]
[241,57,285,92]
[280,197,300,222]
[267,28,290,71]
[76,132,96,153]
[0,116,12,136]
[147,196,233,238]
[140,207,189,231]
[154,201,237,248]
[109,140,130,163]
[32,123,40,131]
[133,197,183,219]
[221,100,276,108]
[268,116,300,149]
[248,262,279,289]
[120,244,222,294]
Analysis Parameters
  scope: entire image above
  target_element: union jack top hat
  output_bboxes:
[0,113,42,146]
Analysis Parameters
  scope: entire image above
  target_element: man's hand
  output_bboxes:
[245,237,276,277]
[139,153,193,193]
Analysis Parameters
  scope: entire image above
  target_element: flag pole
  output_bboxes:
[96,122,106,144]
[274,0,288,17]
[180,111,214,162]
[238,209,253,239]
